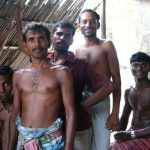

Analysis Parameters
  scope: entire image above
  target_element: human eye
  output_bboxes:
[4,81,10,87]
[56,32,63,36]
[81,20,87,24]
[142,63,148,68]
[65,33,71,38]
[39,36,46,41]
[28,37,34,42]
[132,63,138,68]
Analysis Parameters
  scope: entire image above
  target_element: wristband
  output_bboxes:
[130,130,136,139]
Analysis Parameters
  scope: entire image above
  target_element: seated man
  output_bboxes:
[110,52,150,150]
[0,65,14,150]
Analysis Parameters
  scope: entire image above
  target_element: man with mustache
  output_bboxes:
[9,22,76,150]
[48,20,113,150]
[14,4,113,148]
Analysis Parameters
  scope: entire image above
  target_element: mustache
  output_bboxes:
[56,41,67,46]
[32,46,45,51]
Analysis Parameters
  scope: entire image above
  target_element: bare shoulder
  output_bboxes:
[125,86,134,98]
[76,44,85,50]
[13,69,27,85]
[53,65,72,84]
[101,40,116,52]
[51,65,70,72]
[13,69,26,78]
[51,65,71,77]
[76,45,85,54]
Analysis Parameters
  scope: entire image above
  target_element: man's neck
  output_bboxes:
[2,98,13,111]
[31,58,50,69]
[135,78,150,89]
[84,36,100,46]
[54,50,69,61]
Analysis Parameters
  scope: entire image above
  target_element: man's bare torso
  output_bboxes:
[15,65,63,128]
[128,86,150,128]
[76,40,111,77]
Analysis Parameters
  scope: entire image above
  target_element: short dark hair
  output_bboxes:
[51,20,75,36]
[22,22,51,43]
[78,9,100,22]
[130,52,150,64]
[0,65,14,82]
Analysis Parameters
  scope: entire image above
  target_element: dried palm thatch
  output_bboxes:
[0,0,85,70]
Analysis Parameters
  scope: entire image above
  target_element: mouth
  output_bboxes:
[85,28,93,32]
[0,95,8,100]
[135,72,143,77]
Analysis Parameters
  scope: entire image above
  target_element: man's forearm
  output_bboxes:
[65,113,76,150]
[81,80,113,109]
[112,92,121,115]
[111,81,121,115]
[8,111,18,150]
[135,127,150,138]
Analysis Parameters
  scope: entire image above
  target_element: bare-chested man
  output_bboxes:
[9,22,76,150]
[13,3,113,149]
[76,9,121,150]
[110,52,150,150]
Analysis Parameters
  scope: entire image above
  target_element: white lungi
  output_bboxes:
[91,97,110,150]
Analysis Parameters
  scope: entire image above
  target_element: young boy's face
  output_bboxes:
[131,61,150,79]
[0,74,12,102]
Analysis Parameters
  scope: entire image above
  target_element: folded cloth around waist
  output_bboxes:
[110,127,150,150]
[16,117,64,150]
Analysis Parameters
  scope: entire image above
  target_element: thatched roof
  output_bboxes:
[0,0,85,70]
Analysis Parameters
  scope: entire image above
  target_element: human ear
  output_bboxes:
[97,21,100,29]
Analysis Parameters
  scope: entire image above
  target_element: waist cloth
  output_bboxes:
[16,117,64,150]
[110,127,150,150]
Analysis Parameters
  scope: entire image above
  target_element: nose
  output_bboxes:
[85,21,90,27]
[59,35,65,40]
[136,65,142,70]
[0,85,5,93]
[35,39,41,47]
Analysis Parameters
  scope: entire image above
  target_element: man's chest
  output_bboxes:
[18,72,60,93]
[129,88,150,111]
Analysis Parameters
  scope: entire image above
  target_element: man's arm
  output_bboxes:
[81,64,113,110]
[14,1,27,55]
[0,18,13,51]
[104,40,121,131]
[57,66,76,150]
[81,80,113,109]
[9,72,21,150]
[114,88,132,142]
[119,89,132,130]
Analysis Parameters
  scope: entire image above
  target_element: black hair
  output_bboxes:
[130,52,150,64]
[51,20,75,36]
[22,22,51,43]
[0,65,14,82]
[78,9,100,22]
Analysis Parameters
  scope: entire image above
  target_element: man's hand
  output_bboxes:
[105,113,119,132]
[114,131,131,142]
[80,102,95,117]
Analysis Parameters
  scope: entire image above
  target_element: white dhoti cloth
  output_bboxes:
[91,97,110,150]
